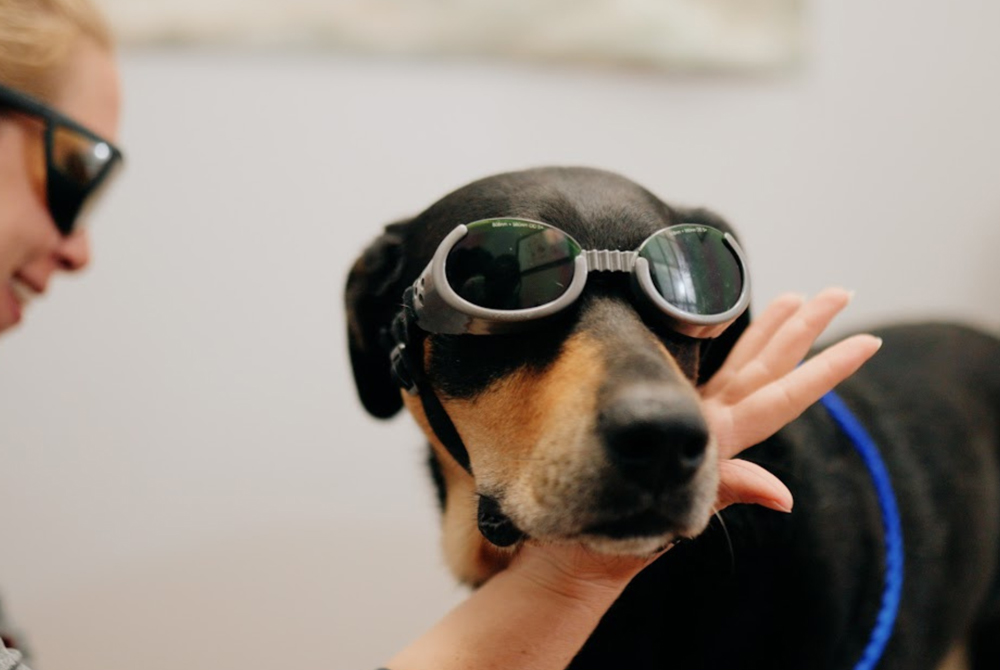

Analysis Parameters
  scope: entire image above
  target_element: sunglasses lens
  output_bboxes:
[638,225,744,316]
[445,220,581,310]
[47,125,118,234]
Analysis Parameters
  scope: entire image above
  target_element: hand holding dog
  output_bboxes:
[384,288,882,670]
[704,287,883,514]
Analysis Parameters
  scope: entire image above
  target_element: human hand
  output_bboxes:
[702,288,883,513]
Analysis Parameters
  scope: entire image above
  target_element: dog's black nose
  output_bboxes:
[599,386,709,491]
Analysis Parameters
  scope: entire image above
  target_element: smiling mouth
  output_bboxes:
[9,277,40,307]
[584,510,677,539]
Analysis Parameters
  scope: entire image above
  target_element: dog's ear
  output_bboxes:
[345,219,412,418]
[672,206,752,386]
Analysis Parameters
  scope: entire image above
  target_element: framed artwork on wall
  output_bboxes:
[100,0,803,73]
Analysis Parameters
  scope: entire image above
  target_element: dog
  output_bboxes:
[345,166,1000,670]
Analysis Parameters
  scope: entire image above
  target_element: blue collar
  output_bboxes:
[819,391,905,670]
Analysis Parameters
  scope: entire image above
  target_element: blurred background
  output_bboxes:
[0,1,998,669]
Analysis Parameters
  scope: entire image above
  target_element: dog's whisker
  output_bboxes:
[712,508,736,575]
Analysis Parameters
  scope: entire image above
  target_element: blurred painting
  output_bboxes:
[101,0,803,72]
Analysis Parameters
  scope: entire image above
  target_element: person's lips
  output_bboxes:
[5,276,43,323]
[4,282,22,325]
[10,276,41,306]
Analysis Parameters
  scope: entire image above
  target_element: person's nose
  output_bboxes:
[54,229,92,272]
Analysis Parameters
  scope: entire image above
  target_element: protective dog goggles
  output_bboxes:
[0,82,124,236]
[412,218,750,338]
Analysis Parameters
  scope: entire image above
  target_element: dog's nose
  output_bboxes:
[599,386,709,490]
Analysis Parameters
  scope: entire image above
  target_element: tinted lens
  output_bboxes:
[53,125,114,185]
[445,220,581,310]
[47,125,118,234]
[638,224,743,315]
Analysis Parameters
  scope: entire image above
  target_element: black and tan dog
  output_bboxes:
[346,167,1000,670]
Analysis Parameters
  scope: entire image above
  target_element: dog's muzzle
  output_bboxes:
[598,384,709,492]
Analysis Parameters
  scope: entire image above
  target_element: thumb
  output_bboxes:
[716,459,793,513]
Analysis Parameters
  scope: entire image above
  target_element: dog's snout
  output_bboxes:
[599,387,709,490]
[603,414,708,488]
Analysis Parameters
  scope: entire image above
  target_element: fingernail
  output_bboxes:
[845,290,856,303]
[767,499,794,514]
[872,336,884,351]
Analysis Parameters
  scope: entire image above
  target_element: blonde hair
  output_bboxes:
[0,0,113,102]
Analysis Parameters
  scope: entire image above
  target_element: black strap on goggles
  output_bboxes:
[388,288,473,475]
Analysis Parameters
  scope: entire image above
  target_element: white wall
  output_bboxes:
[1,2,999,669]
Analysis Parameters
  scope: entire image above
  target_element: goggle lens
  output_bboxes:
[445,220,581,309]
[638,224,744,316]
[47,125,120,235]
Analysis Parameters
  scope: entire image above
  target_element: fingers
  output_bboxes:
[701,289,876,522]
[719,334,883,454]
[712,288,855,404]
[715,459,793,513]
[701,292,804,396]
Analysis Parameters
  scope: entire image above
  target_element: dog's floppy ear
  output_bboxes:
[672,206,752,386]
[345,219,412,419]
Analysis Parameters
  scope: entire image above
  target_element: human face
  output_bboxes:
[0,38,121,333]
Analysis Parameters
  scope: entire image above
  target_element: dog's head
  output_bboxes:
[346,167,749,585]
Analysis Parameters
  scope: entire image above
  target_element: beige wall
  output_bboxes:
[1,1,999,669]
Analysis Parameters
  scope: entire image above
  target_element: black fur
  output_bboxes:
[345,167,743,405]
[346,220,411,418]
[345,167,1000,669]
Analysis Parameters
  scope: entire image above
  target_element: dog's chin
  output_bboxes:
[566,500,716,557]
[575,515,704,556]
[501,505,712,557]
[580,534,675,556]
[495,460,721,556]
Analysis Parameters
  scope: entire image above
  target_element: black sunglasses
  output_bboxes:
[0,81,123,236]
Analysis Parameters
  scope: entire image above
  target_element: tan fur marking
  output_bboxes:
[401,335,607,583]
[403,331,716,582]
[442,334,606,488]
[936,643,969,670]
[402,383,515,585]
